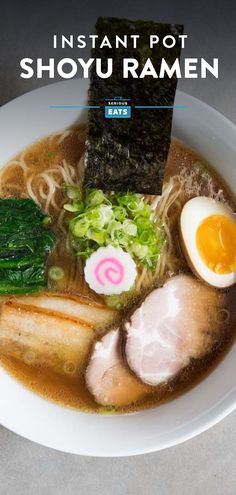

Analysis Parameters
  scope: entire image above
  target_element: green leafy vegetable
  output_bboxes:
[0,198,56,294]
[64,186,164,271]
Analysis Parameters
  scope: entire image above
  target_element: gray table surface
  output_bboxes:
[0,0,236,493]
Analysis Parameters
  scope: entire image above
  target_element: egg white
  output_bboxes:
[180,197,236,288]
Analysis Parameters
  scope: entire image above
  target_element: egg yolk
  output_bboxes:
[196,214,236,274]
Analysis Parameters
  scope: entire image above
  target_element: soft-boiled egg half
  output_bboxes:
[180,197,236,288]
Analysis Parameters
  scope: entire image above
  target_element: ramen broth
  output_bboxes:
[0,126,235,414]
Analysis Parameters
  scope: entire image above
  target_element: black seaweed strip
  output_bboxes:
[84,17,183,194]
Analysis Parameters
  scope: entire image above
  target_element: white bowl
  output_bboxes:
[0,80,236,457]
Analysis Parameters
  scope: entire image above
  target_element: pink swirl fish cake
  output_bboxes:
[84,246,137,295]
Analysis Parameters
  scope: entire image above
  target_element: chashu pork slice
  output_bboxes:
[9,292,117,331]
[86,328,150,407]
[0,299,96,374]
[124,274,231,386]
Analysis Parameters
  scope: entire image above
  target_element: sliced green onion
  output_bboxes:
[127,200,144,215]
[122,219,137,237]
[48,266,65,281]
[42,215,52,226]
[137,203,152,218]
[139,229,157,245]
[136,217,152,231]
[109,220,123,241]
[87,228,106,244]
[64,185,82,200]
[132,243,149,258]
[64,184,164,272]
[64,201,84,213]
[99,205,113,225]
[113,206,127,221]
[86,189,106,206]
[98,406,116,415]
[70,217,90,237]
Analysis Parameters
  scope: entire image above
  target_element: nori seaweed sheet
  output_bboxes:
[84,18,183,195]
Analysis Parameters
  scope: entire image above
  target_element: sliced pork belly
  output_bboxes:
[10,292,117,331]
[0,299,95,374]
[124,274,230,386]
[86,328,150,407]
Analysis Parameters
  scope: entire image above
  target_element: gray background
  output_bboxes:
[0,0,236,493]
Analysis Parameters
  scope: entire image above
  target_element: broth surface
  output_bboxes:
[0,126,236,414]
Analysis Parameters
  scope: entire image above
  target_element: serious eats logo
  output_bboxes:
[105,96,131,118]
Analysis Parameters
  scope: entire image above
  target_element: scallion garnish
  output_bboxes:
[64,187,164,271]
[48,266,65,281]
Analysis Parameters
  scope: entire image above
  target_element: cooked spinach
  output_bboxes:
[0,198,56,294]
